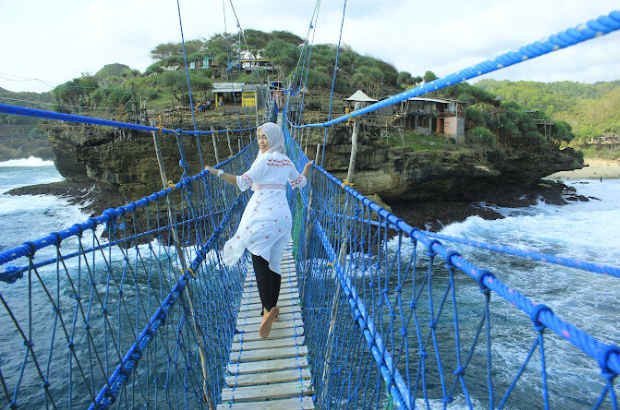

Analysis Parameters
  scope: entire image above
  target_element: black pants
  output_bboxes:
[251,253,281,315]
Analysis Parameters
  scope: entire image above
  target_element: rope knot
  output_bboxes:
[445,251,460,269]
[50,232,63,246]
[23,241,37,257]
[529,304,552,331]
[426,239,440,257]
[0,266,23,284]
[597,345,620,379]
[182,267,196,278]
[474,269,495,291]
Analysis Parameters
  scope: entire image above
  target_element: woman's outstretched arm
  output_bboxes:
[204,165,238,187]
[302,160,313,180]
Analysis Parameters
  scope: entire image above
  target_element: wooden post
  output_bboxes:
[149,120,215,410]
[300,129,305,155]
[315,143,321,165]
[346,101,361,184]
[226,130,234,158]
[320,238,348,404]
[210,126,220,164]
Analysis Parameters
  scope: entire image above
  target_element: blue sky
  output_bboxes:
[0,0,619,93]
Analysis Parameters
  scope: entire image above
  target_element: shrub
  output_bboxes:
[526,131,547,146]
[468,126,497,146]
[465,107,486,127]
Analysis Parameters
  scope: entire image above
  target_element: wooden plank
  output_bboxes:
[248,261,296,270]
[234,326,303,343]
[236,311,300,327]
[244,276,298,286]
[241,290,299,302]
[244,275,297,283]
[227,356,309,375]
[218,246,314,409]
[217,396,315,410]
[240,318,302,334]
[231,336,305,352]
[225,367,312,387]
[220,380,313,402]
[229,345,308,363]
[244,298,296,311]
[243,290,299,304]
[243,283,298,294]
[241,304,297,315]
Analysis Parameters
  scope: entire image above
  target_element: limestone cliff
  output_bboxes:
[42,120,582,213]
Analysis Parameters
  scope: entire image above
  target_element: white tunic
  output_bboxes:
[222,152,306,274]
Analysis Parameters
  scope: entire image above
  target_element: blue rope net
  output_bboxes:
[0,135,258,409]
[287,117,620,408]
[1,9,620,410]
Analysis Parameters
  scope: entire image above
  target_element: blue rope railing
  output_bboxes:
[1,8,620,410]
[421,230,620,278]
[0,103,256,136]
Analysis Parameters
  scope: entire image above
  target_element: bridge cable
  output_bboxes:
[320,0,348,167]
[176,0,205,169]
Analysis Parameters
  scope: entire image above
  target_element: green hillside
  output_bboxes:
[2,29,618,161]
[0,89,54,160]
[477,79,620,159]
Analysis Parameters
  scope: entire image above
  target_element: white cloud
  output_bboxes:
[0,0,618,94]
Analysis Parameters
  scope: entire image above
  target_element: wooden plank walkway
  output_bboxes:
[218,247,315,409]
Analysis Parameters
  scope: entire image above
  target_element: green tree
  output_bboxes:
[52,75,99,112]
[151,42,181,61]
[271,31,303,45]
[306,69,331,90]
[397,71,413,89]
[244,29,270,52]
[144,63,164,76]
[263,40,299,77]
[157,71,187,102]
[351,66,384,98]
[423,70,437,83]
[184,39,205,55]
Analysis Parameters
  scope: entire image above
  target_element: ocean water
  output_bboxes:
[0,157,88,253]
[390,177,620,409]
[1,159,619,408]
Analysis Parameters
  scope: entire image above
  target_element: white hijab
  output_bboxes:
[256,122,285,161]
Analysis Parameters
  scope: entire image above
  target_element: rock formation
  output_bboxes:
[34,117,583,229]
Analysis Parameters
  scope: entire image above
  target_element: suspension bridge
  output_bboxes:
[1,6,620,410]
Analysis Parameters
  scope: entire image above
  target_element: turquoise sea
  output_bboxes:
[1,158,619,408]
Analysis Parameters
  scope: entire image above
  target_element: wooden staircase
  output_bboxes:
[218,248,315,409]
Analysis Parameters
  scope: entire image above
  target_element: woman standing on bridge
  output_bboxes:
[205,122,313,338]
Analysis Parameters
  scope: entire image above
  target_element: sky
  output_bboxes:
[0,0,619,94]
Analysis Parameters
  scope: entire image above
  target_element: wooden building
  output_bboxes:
[212,82,268,108]
[406,97,467,140]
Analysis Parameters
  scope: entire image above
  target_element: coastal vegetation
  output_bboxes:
[477,79,620,160]
[0,88,54,160]
[0,29,618,164]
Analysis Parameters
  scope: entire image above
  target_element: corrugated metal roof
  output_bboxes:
[408,97,467,104]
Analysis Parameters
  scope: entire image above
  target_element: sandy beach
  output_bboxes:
[546,158,620,180]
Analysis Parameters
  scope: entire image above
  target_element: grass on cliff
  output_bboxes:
[383,129,459,152]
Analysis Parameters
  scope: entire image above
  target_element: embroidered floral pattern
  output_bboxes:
[266,159,293,167]
[290,175,305,188]
[256,184,286,190]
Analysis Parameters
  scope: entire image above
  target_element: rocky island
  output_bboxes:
[6,107,584,232]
